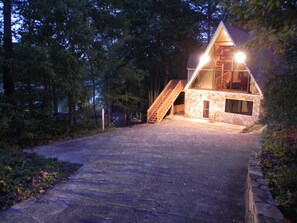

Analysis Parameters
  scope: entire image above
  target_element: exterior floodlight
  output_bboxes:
[234,52,246,63]
[200,54,210,65]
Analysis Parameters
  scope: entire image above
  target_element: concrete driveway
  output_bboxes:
[0,118,260,223]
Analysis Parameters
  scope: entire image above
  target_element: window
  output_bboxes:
[190,70,213,90]
[225,99,253,116]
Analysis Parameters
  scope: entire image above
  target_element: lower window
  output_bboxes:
[225,99,253,116]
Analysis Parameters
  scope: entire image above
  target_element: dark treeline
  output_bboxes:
[0,0,296,149]
[0,0,226,148]
[0,0,297,219]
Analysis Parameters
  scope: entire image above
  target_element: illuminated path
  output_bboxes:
[0,117,261,223]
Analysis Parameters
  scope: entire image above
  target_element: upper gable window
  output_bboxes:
[188,27,259,94]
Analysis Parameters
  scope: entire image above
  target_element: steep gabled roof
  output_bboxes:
[185,21,264,95]
[225,23,272,93]
[186,24,250,69]
[224,23,250,45]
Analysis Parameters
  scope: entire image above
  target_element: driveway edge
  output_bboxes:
[245,154,284,223]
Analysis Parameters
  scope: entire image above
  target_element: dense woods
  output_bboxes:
[0,0,227,147]
[230,1,297,221]
[0,0,296,220]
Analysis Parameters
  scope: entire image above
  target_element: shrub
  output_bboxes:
[261,125,297,222]
[0,151,81,210]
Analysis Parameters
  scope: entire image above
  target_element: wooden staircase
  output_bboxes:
[215,58,231,90]
[215,46,232,90]
[147,80,186,124]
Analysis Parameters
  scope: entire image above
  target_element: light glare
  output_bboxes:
[200,54,210,65]
[234,52,246,63]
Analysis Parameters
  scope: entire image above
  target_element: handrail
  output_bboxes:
[154,80,186,123]
[147,80,179,122]
[216,71,232,90]
[215,45,232,56]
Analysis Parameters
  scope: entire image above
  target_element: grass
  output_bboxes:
[0,151,81,211]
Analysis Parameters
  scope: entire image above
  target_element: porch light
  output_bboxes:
[200,54,210,65]
[234,51,246,63]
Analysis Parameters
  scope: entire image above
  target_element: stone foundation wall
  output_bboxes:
[245,155,284,223]
[185,89,263,126]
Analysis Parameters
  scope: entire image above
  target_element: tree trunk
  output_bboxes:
[207,0,212,43]
[42,78,50,113]
[52,83,58,116]
[68,96,72,126]
[3,0,14,97]
[68,94,75,127]
[90,61,98,125]
[148,73,161,106]
[107,99,111,126]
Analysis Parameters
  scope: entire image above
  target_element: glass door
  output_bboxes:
[203,101,210,118]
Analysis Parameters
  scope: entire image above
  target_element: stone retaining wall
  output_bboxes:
[245,155,284,223]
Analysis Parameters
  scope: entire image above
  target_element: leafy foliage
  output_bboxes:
[110,0,205,105]
[1,0,218,148]
[1,0,295,220]
[100,43,147,124]
[1,0,228,128]
[0,96,107,151]
[261,125,297,222]
[0,151,81,211]
[228,1,297,221]
[0,0,230,213]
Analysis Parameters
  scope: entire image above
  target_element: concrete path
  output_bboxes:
[0,118,260,223]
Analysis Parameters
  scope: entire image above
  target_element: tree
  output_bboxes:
[111,0,203,105]
[187,0,228,43]
[100,42,146,126]
[228,0,297,127]
[13,44,54,113]
[15,0,106,126]
[228,2,297,220]
[2,0,14,97]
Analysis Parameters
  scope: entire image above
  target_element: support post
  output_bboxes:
[102,108,104,131]
[170,103,174,116]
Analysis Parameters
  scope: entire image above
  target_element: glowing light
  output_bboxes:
[200,54,210,65]
[234,52,246,63]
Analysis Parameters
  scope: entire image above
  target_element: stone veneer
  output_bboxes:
[245,155,284,223]
[185,89,263,126]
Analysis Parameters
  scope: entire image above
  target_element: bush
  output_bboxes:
[260,125,297,222]
[0,100,103,151]
[0,151,81,210]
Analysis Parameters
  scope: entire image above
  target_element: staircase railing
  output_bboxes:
[147,80,177,122]
[215,71,232,90]
[147,80,186,123]
[154,80,186,123]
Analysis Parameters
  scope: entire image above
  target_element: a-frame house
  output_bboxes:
[147,21,264,126]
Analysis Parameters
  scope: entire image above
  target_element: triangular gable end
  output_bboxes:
[185,21,226,90]
[185,21,262,95]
